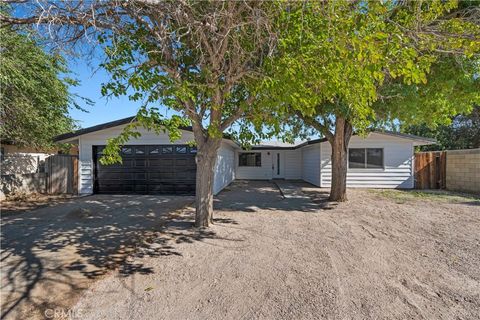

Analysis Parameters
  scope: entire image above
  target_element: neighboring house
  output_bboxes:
[55,116,436,196]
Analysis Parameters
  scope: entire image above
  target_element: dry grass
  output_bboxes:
[369,189,480,204]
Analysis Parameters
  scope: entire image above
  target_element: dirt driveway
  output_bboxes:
[69,181,480,320]
[1,194,193,320]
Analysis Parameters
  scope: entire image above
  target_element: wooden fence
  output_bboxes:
[414,151,446,189]
[45,155,78,194]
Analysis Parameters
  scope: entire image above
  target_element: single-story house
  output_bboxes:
[55,116,436,195]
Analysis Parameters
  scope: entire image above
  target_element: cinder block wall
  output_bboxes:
[446,149,480,194]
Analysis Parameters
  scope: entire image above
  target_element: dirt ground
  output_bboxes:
[1,194,193,320]
[69,181,480,320]
[1,194,76,215]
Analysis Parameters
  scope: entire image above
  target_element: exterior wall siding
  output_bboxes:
[213,144,235,194]
[235,150,273,180]
[284,150,302,179]
[301,144,321,186]
[74,124,421,193]
[320,134,414,188]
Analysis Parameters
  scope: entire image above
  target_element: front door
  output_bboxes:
[272,151,284,179]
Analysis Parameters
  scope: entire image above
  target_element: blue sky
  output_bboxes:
[68,58,159,128]
[67,58,317,142]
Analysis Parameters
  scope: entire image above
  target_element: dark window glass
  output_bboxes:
[121,147,132,155]
[277,153,280,175]
[367,148,383,168]
[149,147,160,154]
[135,146,145,154]
[162,146,173,154]
[176,146,187,154]
[189,146,197,154]
[239,153,262,167]
[96,147,104,156]
[348,149,365,168]
[348,148,384,169]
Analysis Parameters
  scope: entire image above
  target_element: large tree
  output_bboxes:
[401,105,480,151]
[1,1,280,227]
[264,1,480,201]
[0,23,80,149]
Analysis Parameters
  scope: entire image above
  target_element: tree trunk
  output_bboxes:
[329,117,353,202]
[194,138,221,227]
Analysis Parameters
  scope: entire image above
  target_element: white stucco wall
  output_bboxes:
[320,133,414,189]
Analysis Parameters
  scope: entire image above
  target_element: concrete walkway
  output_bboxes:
[273,180,314,199]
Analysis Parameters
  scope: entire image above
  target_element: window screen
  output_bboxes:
[239,153,261,167]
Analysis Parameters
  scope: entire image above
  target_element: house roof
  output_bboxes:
[54,116,436,147]
[251,138,327,150]
[54,116,234,142]
[370,130,437,145]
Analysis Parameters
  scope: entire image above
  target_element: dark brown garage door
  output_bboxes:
[93,145,197,195]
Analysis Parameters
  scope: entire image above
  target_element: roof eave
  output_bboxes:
[53,116,236,143]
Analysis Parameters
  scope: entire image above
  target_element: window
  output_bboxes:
[149,147,160,154]
[189,146,197,154]
[366,148,383,168]
[348,148,383,169]
[135,146,145,154]
[175,146,187,154]
[121,147,132,155]
[162,146,173,154]
[239,153,261,167]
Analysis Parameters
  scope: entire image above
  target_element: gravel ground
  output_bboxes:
[72,181,480,320]
[1,194,193,320]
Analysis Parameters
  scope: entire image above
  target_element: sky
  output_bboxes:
[67,58,165,129]
[67,58,318,142]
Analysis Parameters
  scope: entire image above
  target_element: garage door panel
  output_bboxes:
[97,160,134,169]
[97,172,135,180]
[148,158,174,167]
[96,184,124,193]
[135,159,146,167]
[135,172,147,180]
[94,145,196,195]
[149,172,175,180]
[134,185,147,193]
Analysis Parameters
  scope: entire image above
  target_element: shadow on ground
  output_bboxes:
[1,180,327,319]
[0,194,213,319]
[215,180,337,212]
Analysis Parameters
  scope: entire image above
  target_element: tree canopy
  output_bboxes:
[402,105,480,151]
[263,1,479,136]
[255,0,480,200]
[0,24,81,150]
[1,0,281,226]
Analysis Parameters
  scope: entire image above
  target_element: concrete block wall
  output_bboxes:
[446,148,480,194]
